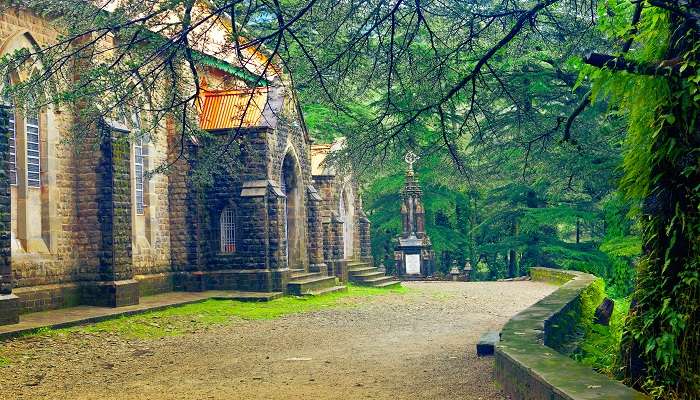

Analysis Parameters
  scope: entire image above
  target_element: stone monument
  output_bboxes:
[394,151,435,278]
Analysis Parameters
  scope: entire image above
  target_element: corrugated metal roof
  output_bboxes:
[198,88,268,130]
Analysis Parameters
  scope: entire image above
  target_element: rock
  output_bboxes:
[594,298,614,326]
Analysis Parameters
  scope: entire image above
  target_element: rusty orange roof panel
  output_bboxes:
[198,88,268,130]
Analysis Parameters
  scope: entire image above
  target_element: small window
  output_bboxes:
[131,111,149,216]
[25,111,40,188]
[134,138,145,215]
[8,106,16,186]
[220,207,236,253]
[3,76,17,186]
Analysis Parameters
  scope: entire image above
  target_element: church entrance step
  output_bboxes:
[371,280,401,288]
[290,271,319,280]
[301,285,348,296]
[355,276,397,287]
[347,261,372,268]
[351,271,385,280]
[348,267,377,276]
[286,275,338,295]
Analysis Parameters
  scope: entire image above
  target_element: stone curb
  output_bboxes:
[494,267,649,400]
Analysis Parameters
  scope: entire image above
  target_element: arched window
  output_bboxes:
[2,34,54,255]
[133,138,146,215]
[2,75,17,185]
[220,206,236,253]
[25,110,40,187]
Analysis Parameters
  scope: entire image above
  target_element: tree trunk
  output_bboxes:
[615,10,700,397]
[508,220,518,277]
[576,218,581,244]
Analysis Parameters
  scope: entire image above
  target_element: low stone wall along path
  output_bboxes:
[0,281,556,400]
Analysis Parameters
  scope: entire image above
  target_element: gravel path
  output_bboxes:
[0,281,556,400]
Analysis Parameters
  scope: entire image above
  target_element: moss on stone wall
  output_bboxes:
[496,268,648,399]
[530,268,606,353]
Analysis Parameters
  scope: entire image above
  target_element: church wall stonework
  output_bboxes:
[1,9,81,299]
[0,6,373,323]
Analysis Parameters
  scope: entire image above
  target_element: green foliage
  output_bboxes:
[573,296,631,377]
[302,103,372,144]
[0,355,10,368]
[585,3,700,398]
[580,278,607,328]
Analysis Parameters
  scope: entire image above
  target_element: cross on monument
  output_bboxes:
[404,151,419,174]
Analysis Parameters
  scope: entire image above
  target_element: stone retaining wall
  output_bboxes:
[494,267,648,400]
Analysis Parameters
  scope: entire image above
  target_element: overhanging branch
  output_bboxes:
[583,52,694,78]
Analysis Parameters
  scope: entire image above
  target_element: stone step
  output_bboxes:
[286,275,338,296]
[347,261,372,268]
[290,271,320,280]
[352,275,398,286]
[302,285,348,296]
[354,276,396,286]
[351,271,385,280]
[348,267,377,276]
[371,280,402,288]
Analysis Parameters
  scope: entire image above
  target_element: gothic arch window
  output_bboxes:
[3,70,51,253]
[1,32,56,254]
[126,111,148,215]
[220,206,237,253]
[133,138,146,215]
[25,109,41,187]
[126,109,155,252]
[3,75,17,186]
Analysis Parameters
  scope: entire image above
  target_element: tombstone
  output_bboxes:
[394,151,435,278]
[594,297,615,326]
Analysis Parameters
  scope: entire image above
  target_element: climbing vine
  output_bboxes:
[584,2,699,398]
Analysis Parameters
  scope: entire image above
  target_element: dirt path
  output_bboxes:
[0,281,556,400]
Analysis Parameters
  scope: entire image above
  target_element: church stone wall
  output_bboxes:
[1,8,83,312]
[0,6,373,323]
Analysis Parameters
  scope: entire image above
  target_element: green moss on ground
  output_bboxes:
[572,289,630,377]
[0,355,10,367]
[20,284,408,340]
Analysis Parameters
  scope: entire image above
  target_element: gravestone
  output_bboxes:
[594,298,615,326]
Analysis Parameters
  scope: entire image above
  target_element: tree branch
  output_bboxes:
[583,52,694,78]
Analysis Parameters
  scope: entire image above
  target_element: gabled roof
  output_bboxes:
[310,137,347,176]
[198,87,268,130]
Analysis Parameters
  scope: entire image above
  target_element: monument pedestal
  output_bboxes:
[395,235,434,278]
[393,151,435,279]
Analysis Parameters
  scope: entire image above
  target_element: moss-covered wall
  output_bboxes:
[495,267,647,400]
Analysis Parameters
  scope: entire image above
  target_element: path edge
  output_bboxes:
[494,267,648,400]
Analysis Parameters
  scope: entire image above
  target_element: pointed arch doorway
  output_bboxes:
[339,186,355,259]
[281,152,308,270]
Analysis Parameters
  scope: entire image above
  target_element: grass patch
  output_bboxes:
[572,296,630,377]
[0,355,10,367]
[21,284,407,340]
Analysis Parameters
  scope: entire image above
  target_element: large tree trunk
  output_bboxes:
[614,11,700,397]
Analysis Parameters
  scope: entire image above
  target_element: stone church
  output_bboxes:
[0,4,393,326]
